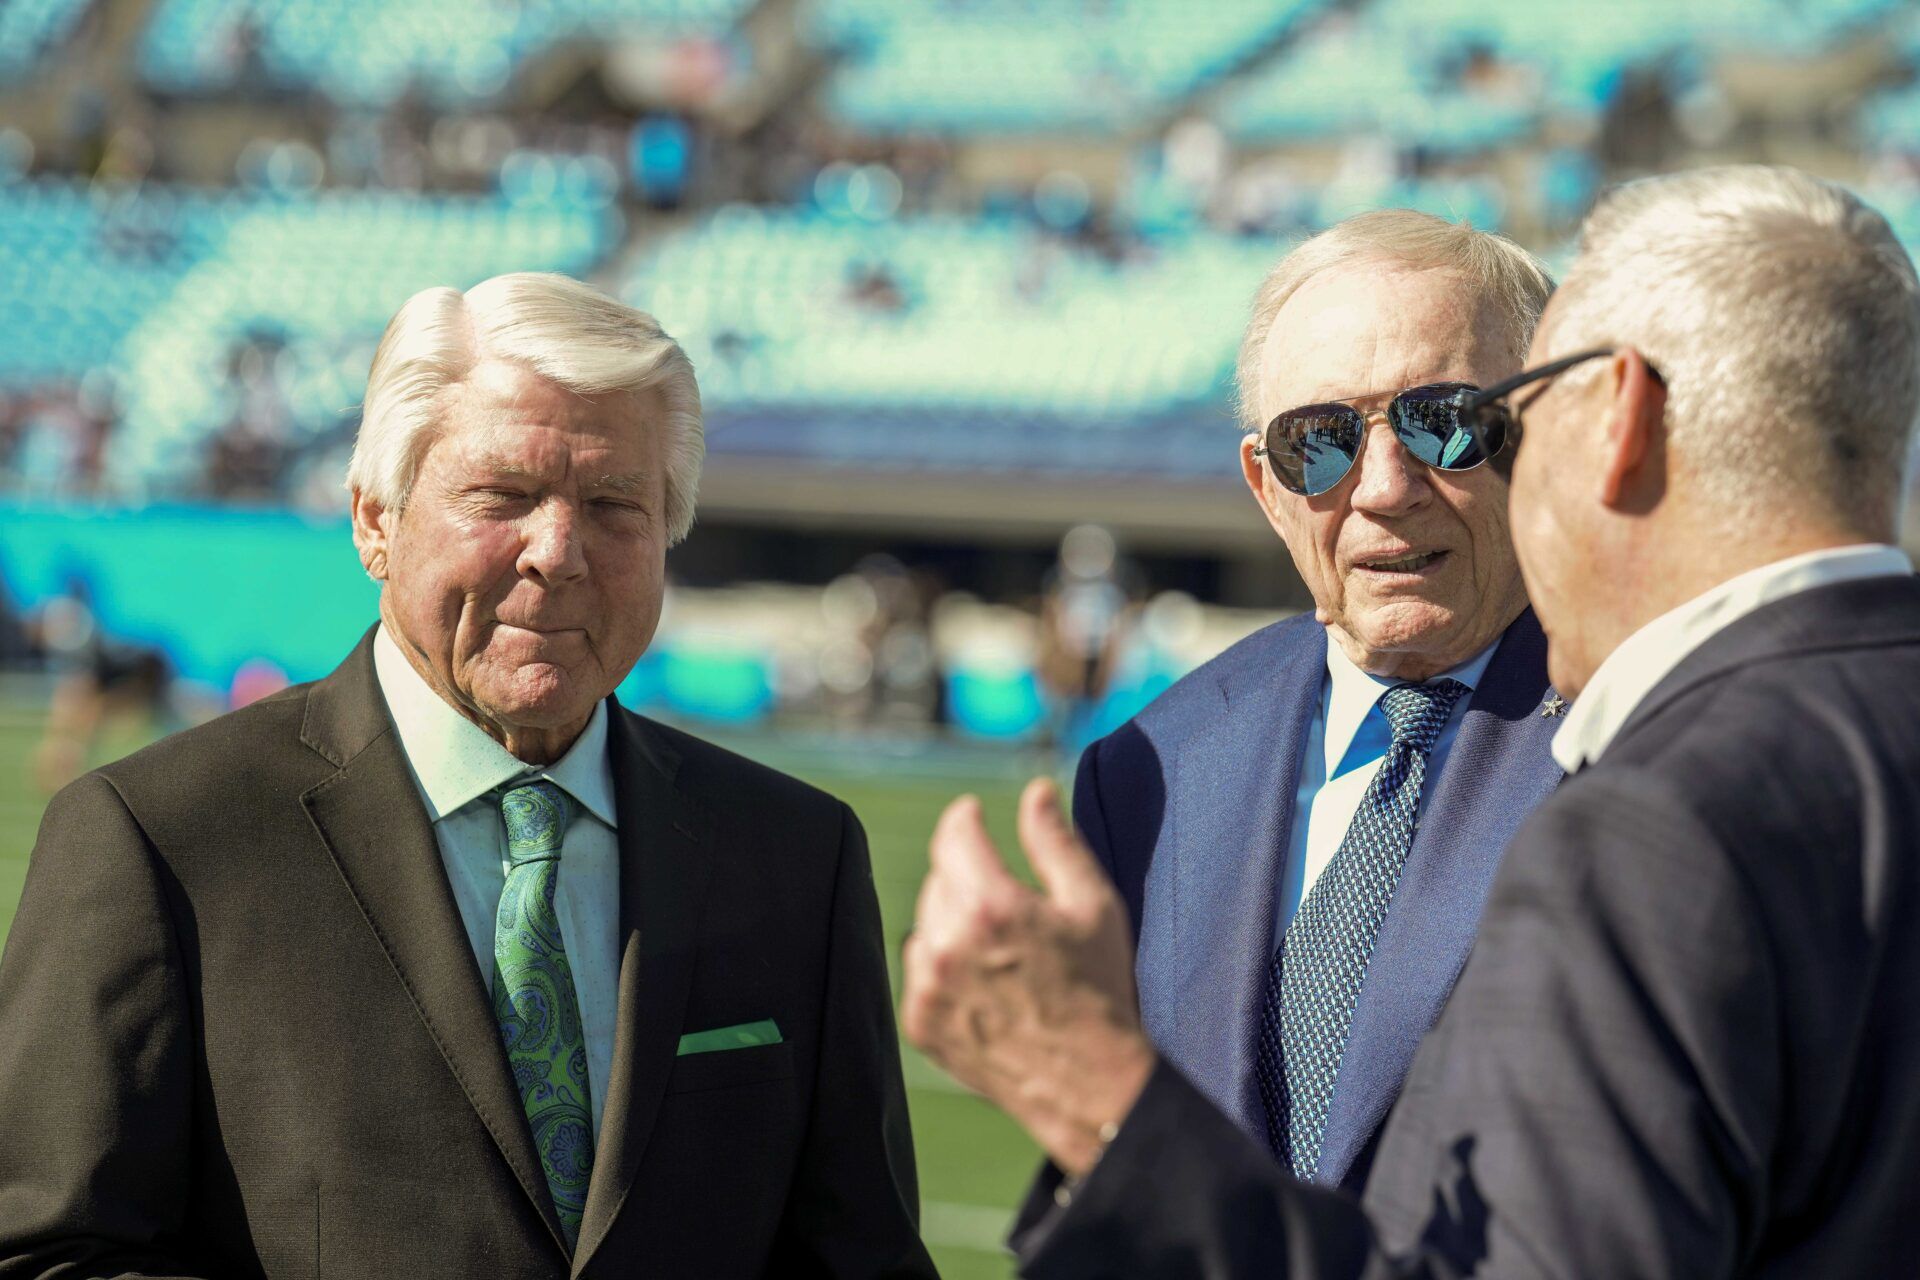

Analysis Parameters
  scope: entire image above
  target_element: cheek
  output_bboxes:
[591,543,666,629]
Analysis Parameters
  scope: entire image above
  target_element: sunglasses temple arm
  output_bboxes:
[1461,347,1619,410]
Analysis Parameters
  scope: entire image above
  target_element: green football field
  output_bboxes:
[0,687,1051,1279]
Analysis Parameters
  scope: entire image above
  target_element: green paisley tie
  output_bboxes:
[492,780,595,1250]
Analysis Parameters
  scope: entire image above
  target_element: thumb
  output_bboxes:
[1017,776,1106,907]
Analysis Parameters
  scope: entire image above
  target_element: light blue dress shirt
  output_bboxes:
[372,625,621,1138]
[1272,636,1500,947]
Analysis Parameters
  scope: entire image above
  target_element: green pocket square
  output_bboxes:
[676,1019,782,1055]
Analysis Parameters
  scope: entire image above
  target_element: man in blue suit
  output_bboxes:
[1072,210,1564,1192]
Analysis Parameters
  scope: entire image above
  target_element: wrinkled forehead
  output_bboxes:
[1254,264,1520,421]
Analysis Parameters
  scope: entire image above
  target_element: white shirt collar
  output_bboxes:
[1323,629,1501,770]
[1551,543,1914,774]
[372,624,618,828]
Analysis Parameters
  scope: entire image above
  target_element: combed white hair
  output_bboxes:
[1548,165,1920,530]
[1234,209,1554,431]
[348,272,705,544]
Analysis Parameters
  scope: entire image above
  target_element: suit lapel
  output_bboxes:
[297,631,570,1257]
[1145,620,1324,1141]
[572,706,715,1277]
[1315,611,1563,1186]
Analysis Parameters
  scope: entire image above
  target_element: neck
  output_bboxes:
[1562,515,1881,696]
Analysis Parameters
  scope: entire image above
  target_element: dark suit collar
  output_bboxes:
[1610,573,1920,760]
[1315,608,1563,1187]
[299,627,575,1260]
[572,705,715,1277]
[1137,615,1326,1140]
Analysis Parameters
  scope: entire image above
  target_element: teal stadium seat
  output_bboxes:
[141,0,757,105]
[0,182,620,495]
[0,0,92,82]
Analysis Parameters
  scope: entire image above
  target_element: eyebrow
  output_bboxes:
[464,457,652,495]
[589,472,652,496]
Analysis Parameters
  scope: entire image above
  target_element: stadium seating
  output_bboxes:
[141,0,754,104]
[0,0,90,82]
[621,206,1276,476]
[805,0,1325,133]
[0,181,620,493]
[1220,0,1905,147]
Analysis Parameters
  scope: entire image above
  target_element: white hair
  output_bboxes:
[1548,164,1920,531]
[1234,208,1554,431]
[348,271,705,544]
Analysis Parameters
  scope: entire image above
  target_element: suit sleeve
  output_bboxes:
[1014,770,1774,1280]
[770,802,938,1279]
[0,773,211,1280]
[1072,736,1120,880]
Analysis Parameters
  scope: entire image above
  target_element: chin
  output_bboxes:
[474,665,602,729]
[1353,601,1461,655]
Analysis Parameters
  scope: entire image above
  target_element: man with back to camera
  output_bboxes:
[0,272,937,1279]
[903,164,1920,1277]
[1073,210,1564,1195]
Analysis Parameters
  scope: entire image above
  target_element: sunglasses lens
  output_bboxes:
[1265,408,1362,495]
[1391,385,1497,471]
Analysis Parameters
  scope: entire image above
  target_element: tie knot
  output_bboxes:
[499,780,573,863]
[1379,679,1468,756]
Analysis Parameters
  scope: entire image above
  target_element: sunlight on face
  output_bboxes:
[374,360,668,747]
[1246,263,1530,678]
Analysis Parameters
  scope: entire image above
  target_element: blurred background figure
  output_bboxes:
[1,1,1918,1275]
[1036,524,1139,750]
[26,575,176,793]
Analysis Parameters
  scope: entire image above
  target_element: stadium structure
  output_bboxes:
[0,0,1916,738]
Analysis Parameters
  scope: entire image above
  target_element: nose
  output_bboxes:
[1346,411,1431,517]
[517,498,588,585]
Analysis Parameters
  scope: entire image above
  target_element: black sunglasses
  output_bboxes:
[1254,348,1635,497]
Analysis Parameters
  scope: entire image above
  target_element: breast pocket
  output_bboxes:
[665,1040,796,1096]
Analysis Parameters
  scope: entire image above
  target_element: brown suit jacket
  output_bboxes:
[0,629,935,1279]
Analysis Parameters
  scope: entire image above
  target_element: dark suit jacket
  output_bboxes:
[0,630,935,1280]
[1073,609,1561,1190]
[1016,573,1920,1278]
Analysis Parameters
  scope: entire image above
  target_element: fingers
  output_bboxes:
[929,792,1019,897]
[1016,776,1108,909]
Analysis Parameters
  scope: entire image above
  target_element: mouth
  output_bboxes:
[1353,549,1449,578]
[495,622,587,637]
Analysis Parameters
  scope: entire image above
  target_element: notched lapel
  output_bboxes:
[1316,611,1562,1187]
[573,706,716,1277]
[1148,622,1324,1142]
[298,635,570,1258]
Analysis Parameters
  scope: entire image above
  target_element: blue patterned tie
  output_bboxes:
[493,780,596,1250]
[1254,679,1468,1178]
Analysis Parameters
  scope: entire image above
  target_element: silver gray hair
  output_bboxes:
[1234,208,1554,431]
[1547,164,1920,531]
[348,271,705,544]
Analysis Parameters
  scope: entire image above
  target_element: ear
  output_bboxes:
[349,489,396,582]
[1239,433,1290,537]
[1598,348,1667,510]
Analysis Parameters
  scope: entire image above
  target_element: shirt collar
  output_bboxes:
[1322,629,1500,774]
[372,623,618,828]
[1551,543,1914,774]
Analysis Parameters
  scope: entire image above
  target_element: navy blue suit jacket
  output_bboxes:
[1072,608,1563,1191]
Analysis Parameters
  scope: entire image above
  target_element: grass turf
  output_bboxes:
[0,693,1049,1279]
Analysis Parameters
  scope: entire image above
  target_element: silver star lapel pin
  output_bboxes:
[1541,694,1569,718]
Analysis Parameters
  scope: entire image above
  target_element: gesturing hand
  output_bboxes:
[900,777,1157,1178]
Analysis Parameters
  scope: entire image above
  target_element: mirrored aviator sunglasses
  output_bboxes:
[1255,382,1516,497]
